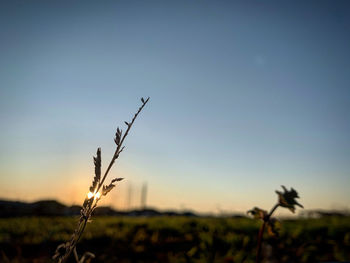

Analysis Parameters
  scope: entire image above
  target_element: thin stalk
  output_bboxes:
[75,219,88,246]
[73,248,80,263]
[96,97,149,193]
[256,204,279,263]
[60,192,98,262]
[268,204,279,218]
[61,204,92,263]
[256,221,266,263]
[56,98,149,263]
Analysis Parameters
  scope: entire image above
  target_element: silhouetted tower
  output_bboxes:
[126,183,133,210]
[141,182,147,209]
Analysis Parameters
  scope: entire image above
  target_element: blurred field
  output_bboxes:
[0,216,350,263]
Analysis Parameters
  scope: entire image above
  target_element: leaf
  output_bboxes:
[247,207,267,220]
[102,184,115,196]
[124,121,129,126]
[115,127,122,145]
[102,177,124,196]
[141,97,145,103]
[275,185,303,213]
[90,148,101,192]
[111,178,124,183]
[114,134,120,145]
[117,127,122,136]
[267,218,281,237]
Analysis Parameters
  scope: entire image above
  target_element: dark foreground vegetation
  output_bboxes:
[0,216,349,263]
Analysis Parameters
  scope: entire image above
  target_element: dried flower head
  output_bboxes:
[275,185,303,213]
[248,186,303,263]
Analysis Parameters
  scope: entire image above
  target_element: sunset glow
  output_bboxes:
[87,191,101,200]
[0,0,349,214]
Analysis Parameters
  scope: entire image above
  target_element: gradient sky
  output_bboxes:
[1,0,349,214]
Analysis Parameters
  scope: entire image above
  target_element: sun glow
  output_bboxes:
[87,191,101,199]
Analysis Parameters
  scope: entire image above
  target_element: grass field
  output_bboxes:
[0,216,350,263]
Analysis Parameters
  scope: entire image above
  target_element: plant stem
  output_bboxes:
[75,219,88,246]
[97,97,149,192]
[256,221,266,263]
[73,247,79,263]
[56,98,149,263]
[255,204,279,263]
[268,204,279,218]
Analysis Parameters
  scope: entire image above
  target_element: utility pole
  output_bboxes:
[126,183,133,210]
[141,182,147,209]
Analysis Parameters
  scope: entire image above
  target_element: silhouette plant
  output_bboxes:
[53,97,150,263]
[248,186,303,263]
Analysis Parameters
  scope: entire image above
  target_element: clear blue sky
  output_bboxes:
[0,0,349,214]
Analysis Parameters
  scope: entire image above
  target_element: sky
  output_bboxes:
[0,0,349,215]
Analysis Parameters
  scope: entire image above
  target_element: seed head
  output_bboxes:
[275,185,303,213]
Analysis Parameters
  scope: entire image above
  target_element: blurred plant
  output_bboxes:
[248,185,303,263]
[53,97,150,263]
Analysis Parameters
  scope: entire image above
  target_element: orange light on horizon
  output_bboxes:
[87,191,101,200]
